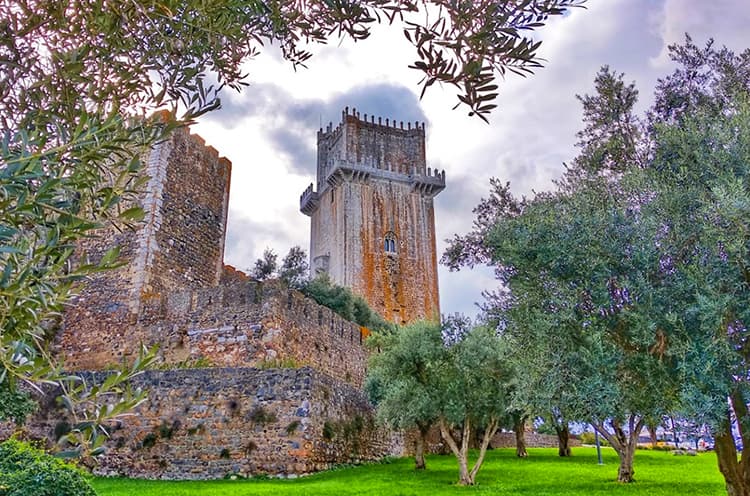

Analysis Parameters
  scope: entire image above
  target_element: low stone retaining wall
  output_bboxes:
[402,428,581,455]
[490,432,582,449]
[1,367,402,480]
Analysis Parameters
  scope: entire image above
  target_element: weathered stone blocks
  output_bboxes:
[3,368,399,480]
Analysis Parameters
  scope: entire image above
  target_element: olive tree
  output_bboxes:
[365,321,443,470]
[367,322,511,485]
[436,325,511,485]
[445,37,750,493]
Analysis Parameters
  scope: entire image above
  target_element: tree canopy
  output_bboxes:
[367,322,512,485]
[444,37,750,493]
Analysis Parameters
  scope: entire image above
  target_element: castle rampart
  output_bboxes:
[59,125,233,369]
[59,278,370,387]
[7,115,426,480]
[3,367,402,480]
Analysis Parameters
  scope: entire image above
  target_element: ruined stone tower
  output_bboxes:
[300,107,445,324]
[60,126,232,368]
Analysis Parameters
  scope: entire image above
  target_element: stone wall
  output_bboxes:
[137,129,231,297]
[2,367,400,480]
[402,428,582,456]
[489,432,582,449]
[60,126,231,367]
[59,280,369,387]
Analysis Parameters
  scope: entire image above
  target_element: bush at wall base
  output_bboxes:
[0,439,96,496]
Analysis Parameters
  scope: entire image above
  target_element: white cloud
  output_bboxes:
[652,0,750,68]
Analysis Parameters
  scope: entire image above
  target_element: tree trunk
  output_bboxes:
[715,430,750,496]
[555,423,572,457]
[615,445,636,483]
[440,418,475,485]
[456,448,471,485]
[414,428,426,470]
[593,415,644,484]
[647,424,657,449]
[714,394,750,496]
[439,417,499,486]
[514,416,528,458]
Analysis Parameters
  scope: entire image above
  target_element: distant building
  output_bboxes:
[300,107,445,324]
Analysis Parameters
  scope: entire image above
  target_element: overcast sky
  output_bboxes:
[194,0,750,320]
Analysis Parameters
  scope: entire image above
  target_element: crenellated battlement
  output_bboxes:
[318,106,426,139]
[314,107,428,192]
[186,131,232,178]
[301,107,445,216]
[300,183,319,215]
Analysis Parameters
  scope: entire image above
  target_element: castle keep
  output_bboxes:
[301,107,445,324]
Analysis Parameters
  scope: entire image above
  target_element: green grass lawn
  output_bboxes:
[92,447,725,496]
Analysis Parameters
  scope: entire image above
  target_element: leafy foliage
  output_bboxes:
[302,275,393,333]
[367,321,511,484]
[0,439,96,496]
[278,246,309,290]
[444,36,750,488]
[251,248,278,281]
[402,0,585,121]
[55,347,157,458]
[365,321,443,469]
[0,384,36,426]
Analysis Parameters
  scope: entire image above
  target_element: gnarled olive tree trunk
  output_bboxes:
[514,414,528,458]
[594,415,644,483]
[551,408,571,456]
[414,423,430,470]
[554,423,572,457]
[714,392,750,496]
[439,417,499,486]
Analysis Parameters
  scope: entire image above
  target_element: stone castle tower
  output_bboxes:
[60,126,232,368]
[300,107,445,324]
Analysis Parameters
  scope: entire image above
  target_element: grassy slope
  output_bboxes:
[92,447,725,496]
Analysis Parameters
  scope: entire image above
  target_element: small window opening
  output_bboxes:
[384,232,397,254]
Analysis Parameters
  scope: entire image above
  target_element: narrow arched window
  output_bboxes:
[384,232,397,254]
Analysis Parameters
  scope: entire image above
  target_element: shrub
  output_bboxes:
[141,433,158,449]
[256,357,302,370]
[0,385,37,426]
[156,419,181,440]
[322,421,336,441]
[248,406,277,425]
[579,431,609,446]
[0,439,96,496]
[285,420,301,435]
[301,275,394,333]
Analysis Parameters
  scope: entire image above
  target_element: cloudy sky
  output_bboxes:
[194,0,750,319]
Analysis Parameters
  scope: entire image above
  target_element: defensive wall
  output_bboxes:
[59,278,370,388]
[3,367,402,480]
